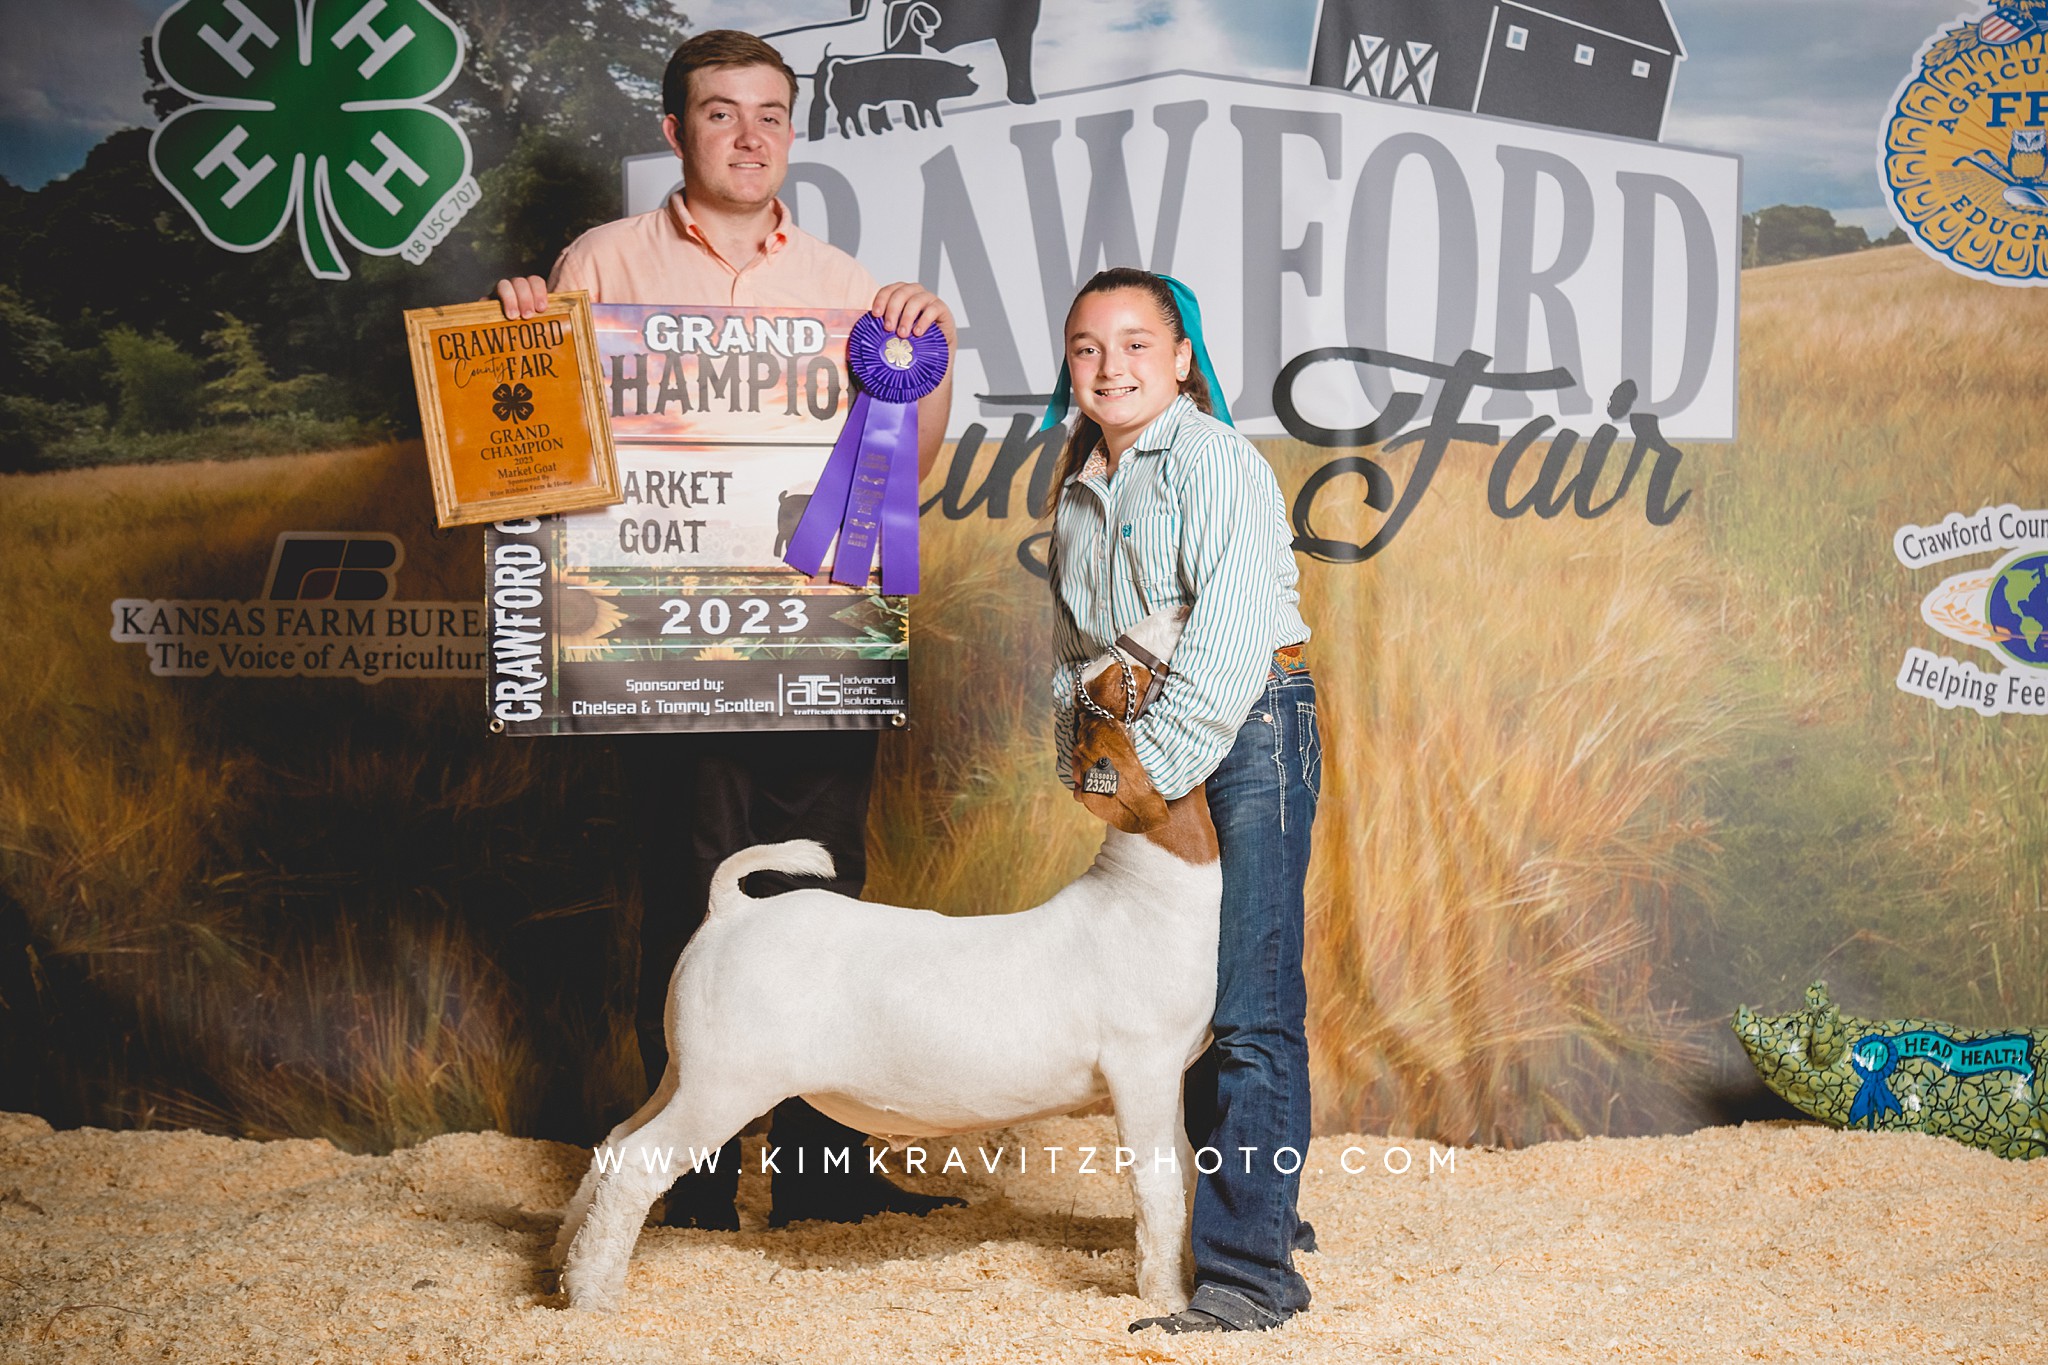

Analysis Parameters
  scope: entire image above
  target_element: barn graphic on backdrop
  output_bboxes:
[1308,0,1684,141]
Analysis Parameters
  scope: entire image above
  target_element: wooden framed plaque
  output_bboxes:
[404,291,621,527]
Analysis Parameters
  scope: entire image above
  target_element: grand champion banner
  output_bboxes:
[484,306,910,734]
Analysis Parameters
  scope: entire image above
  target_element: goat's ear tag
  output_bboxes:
[1083,756,1119,796]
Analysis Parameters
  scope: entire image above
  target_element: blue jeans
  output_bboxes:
[1184,663,1321,1329]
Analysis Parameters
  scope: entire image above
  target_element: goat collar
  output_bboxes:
[1112,631,1173,716]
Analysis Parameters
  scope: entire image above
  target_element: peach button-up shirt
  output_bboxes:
[547,191,877,311]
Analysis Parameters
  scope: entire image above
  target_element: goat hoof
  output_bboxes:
[658,1196,740,1231]
[560,1278,620,1314]
[1134,1259,1186,1310]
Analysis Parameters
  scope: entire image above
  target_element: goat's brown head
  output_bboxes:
[1072,656,1168,833]
[1069,607,1190,834]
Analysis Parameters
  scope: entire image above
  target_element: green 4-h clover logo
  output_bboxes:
[149,0,474,281]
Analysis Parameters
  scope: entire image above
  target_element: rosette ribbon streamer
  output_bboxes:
[783,314,947,595]
[1847,1034,1906,1128]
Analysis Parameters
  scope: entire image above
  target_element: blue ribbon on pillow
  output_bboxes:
[1847,1034,1906,1128]
[783,314,947,595]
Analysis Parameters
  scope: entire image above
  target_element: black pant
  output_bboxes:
[623,728,881,1206]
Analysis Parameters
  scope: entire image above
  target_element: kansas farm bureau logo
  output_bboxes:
[148,0,477,281]
[110,532,485,682]
[1884,3,2048,284]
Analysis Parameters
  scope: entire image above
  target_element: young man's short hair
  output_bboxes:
[662,30,800,118]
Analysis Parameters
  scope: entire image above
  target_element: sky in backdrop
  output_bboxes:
[0,0,1987,238]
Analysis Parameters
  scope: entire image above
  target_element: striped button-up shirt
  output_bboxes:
[1051,395,1311,800]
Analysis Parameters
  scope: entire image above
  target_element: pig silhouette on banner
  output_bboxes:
[773,0,1043,139]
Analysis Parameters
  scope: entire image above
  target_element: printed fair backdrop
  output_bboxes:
[1,0,2044,1153]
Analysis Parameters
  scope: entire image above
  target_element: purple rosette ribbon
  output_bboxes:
[782,313,947,595]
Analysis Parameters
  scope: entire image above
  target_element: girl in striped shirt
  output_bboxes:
[1044,267,1322,1334]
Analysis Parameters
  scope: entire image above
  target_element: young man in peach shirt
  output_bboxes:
[498,30,957,1230]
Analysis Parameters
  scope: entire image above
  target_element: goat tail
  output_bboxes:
[707,840,837,917]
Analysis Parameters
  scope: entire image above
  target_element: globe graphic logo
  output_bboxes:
[1986,551,2048,669]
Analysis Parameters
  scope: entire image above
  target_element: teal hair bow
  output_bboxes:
[1037,273,1234,433]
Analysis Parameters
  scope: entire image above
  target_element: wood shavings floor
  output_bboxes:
[1,1111,2041,1363]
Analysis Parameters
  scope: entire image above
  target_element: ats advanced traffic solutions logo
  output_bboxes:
[1884,3,2048,285]
[148,0,478,281]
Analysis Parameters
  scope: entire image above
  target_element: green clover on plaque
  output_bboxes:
[492,382,534,422]
[148,0,474,280]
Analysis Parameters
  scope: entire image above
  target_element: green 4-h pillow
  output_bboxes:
[1734,982,2044,1160]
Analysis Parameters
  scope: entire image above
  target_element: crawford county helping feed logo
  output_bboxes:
[1894,505,2048,715]
[148,0,478,280]
[1885,3,2048,284]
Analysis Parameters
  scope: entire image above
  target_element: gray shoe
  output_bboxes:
[1129,1308,1243,1334]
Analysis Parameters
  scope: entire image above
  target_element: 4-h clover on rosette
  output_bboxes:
[149,0,473,281]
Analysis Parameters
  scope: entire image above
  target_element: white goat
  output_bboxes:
[554,608,1217,1311]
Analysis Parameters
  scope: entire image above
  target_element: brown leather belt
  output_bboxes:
[1273,643,1308,674]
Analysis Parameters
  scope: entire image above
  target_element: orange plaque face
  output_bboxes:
[404,291,621,527]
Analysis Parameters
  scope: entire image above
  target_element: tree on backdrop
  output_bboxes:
[0,2,689,465]
[1744,205,1905,268]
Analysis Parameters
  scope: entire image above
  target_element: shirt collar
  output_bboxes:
[667,190,791,268]
[1063,394,1196,486]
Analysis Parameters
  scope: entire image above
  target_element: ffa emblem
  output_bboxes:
[148,0,477,281]
[1082,756,1119,796]
[1883,3,2048,284]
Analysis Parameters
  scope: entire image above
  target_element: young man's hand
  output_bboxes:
[870,282,953,339]
[870,283,957,481]
[495,276,550,319]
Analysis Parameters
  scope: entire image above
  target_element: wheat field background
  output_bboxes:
[1,245,2042,1152]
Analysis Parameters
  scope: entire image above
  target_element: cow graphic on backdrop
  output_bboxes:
[1307,0,1684,142]
[771,0,1043,139]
